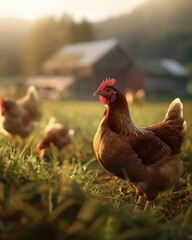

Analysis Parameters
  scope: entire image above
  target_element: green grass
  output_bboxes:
[0,99,192,240]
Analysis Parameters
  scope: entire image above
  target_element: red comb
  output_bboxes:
[97,78,116,91]
[0,97,5,105]
[37,147,45,157]
[37,147,41,154]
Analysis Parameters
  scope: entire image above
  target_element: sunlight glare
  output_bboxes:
[0,0,56,20]
[0,0,144,22]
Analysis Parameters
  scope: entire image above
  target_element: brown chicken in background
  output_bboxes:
[93,78,187,211]
[125,88,146,107]
[0,86,41,139]
[37,117,75,157]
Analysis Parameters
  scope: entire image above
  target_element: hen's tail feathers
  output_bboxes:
[164,98,183,120]
[48,116,56,125]
[149,98,187,155]
[69,129,75,136]
[27,86,39,100]
[135,89,145,99]
[164,98,187,135]
[44,116,57,133]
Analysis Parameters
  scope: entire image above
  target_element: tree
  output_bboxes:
[21,15,95,75]
[22,16,59,75]
[75,19,95,43]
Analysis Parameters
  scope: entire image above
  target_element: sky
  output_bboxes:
[0,0,144,22]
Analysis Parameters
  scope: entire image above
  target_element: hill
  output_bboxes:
[93,0,192,63]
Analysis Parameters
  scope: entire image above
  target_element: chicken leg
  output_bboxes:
[134,195,145,211]
[143,200,153,211]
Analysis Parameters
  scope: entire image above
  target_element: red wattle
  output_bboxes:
[100,96,109,105]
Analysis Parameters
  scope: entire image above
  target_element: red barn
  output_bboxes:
[39,39,144,97]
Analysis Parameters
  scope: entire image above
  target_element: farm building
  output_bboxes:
[40,39,144,97]
[137,59,189,96]
[26,76,75,99]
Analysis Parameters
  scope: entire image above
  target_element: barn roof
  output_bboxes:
[43,39,119,69]
[161,59,188,77]
[137,59,188,78]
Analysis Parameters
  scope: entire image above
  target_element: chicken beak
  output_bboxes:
[93,90,101,96]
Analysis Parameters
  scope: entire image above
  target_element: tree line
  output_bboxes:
[0,15,94,76]
[93,0,192,64]
[0,0,191,77]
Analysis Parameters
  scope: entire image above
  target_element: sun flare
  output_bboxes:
[0,0,144,22]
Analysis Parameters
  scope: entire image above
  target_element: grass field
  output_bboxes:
[0,98,192,240]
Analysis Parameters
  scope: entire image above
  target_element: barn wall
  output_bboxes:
[145,76,187,95]
[122,67,145,91]
[93,46,131,90]
[174,77,188,95]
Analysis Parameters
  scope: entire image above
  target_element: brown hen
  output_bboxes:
[37,117,75,157]
[0,86,41,139]
[93,78,187,210]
